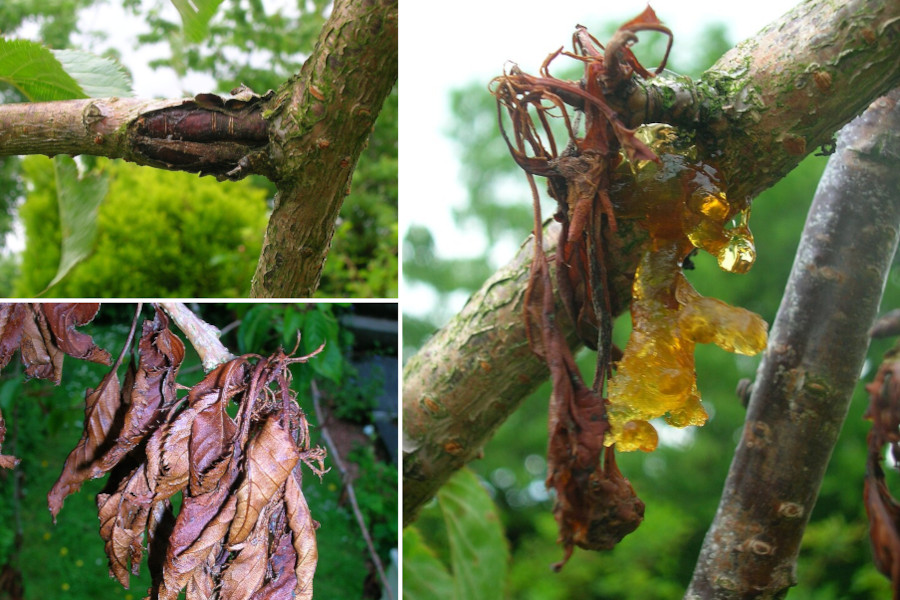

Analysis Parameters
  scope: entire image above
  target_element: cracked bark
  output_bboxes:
[0,0,398,298]
[402,0,900,523]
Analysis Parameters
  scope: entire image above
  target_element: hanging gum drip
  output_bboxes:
[606,125,768,452]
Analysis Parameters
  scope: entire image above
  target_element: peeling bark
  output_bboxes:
[686,88,900,599]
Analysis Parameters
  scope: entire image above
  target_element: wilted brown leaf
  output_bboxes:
[285,464,318,600]
[229,416,300,545]
[42,303,112,366]
[0,304,27,370]
[20,306,64,383]
[95,307,185,474]
[865,356,900,595]
[97,464,155,587]
[249,532,298,600]
[220,506,269,600]
[48,368,123,518]
[159,493,237,600]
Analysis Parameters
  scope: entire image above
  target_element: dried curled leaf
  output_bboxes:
[285,465,318,600]
[230,416,300,545]
[0,303,328,600]
[42,303,112,365]
[47,367,123,519]
[96,306,185,473]
[491,11,669,566]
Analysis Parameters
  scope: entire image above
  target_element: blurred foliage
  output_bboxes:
[404,18,900,598]
[0,302,398,599]
[0,0,397,298]
[11,156,268,297]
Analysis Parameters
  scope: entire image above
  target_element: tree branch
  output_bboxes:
[685,88,900,599]
[0,94,272,179]
[159,302,233,371]
[403,0,900,522]
[250,0,398,297]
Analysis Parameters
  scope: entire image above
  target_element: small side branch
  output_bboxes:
[159,302,233,371]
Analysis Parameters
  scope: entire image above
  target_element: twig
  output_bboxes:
[310,380,394,600]
[158,302,233,371]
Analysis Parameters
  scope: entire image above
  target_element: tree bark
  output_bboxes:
[685,88,900,599]
[250,0,398,297]
[0,0,399,298]
[402,0,900,521]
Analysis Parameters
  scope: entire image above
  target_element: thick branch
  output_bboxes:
[686,88,900,599]
[619,0,900,201]
[250,0,398,297]
[402,0,900,523]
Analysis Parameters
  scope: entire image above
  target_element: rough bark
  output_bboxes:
[402,0,900,521]
[685,89,900,599]
[0,0,399,298]
[250,0,399,297]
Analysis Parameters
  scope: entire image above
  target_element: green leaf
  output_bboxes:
[439,468,509,600]
[0,38,85,101]
[302,308,342,382]
[402,526,455,599]
[170,0,225,43]
[237,304,276,354]
[281,306,306,349]
[42,156,109,293]
[52,50,133,98]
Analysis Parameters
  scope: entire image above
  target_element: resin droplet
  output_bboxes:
[606,125,768,452]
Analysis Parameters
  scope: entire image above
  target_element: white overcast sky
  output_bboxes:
[400,0,797,320]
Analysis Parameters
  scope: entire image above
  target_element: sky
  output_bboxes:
[400,0,798,319]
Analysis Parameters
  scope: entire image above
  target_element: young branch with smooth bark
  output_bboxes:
[685,88,900,599]
[402,0,900,522]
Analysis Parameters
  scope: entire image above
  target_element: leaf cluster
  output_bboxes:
[0,303,327,600]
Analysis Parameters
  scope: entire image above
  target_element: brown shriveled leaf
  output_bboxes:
[185,552,218,600]
[249,532,298,600]
[42,303,112,365]
[0,303,27,369]
[491,10,670,566]
[0,407,18,469]
[219,506,269,600]
[229,416,300,545]
[864,355,900,594]
[284,464,318,600]
[95,306,185,474]
[20,305,64,383]
[188,361,247,496]
[159,493,237,600]
[97,465,154,587]
[48,368,123,518]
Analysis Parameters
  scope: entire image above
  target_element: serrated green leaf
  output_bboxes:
[171,0,225,43]
[0,38,85,101]
[402,527,455,600]
[439,468,509,600]
[52,50,133,98]
[42,156,109,293]
[302,309,342,381]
